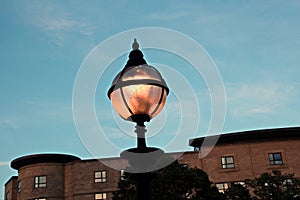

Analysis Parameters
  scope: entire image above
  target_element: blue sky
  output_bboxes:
[1,0,300,197]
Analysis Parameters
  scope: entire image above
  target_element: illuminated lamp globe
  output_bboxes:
[107,40,168,125]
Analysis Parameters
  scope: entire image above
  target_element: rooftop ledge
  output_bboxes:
[189,126,300,148]
[11,153,81,170]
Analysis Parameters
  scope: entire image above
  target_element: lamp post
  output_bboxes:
[107,39,169,200]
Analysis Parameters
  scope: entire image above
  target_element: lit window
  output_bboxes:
[95,171,106,183]
[234,181,245,186]
[120,169,125,180]
[216,182,229,193]
[95,193,107,200]
[221,156,235,169]
[269,153,283,165]
[35,176,47,188]
[35,198,46,200]
[18,181,21,192]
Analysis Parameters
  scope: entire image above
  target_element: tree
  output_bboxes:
[224,182,251,200]
[112,160,223,200]
[246,170,300,200]
[112,171,137,200]
[113,163,300,200]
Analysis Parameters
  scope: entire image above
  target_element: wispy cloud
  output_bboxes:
[24,100,73,122]
[0,162,9,166]
[17,1,93,46]
[193,13,232,24]
[102,126,130,140]
[37,17,76,32]
[0,100,73,131]
[226,81,298,117]
[0,119,18,130]
[146,11,190,21]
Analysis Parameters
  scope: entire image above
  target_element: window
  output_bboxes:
[269,152,283,165]
[35,176,47,188]
[95,193,107,200]
[35,199,46,200]
[5,192,9,200]
[216,182,229,193]
[95,171,106,183]
[194,147,200,151]
[234,181,245,186]
[221,156,235,169]
[18,181,21,192]
[120,169,125,180]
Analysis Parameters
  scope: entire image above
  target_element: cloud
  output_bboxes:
[0,162,9,166]
[37,17,76,32]
[0,100,74,130]
[247,107,273,114]
[226,81,298,117]
[27,100,73,122]
[102,126,130,140]
[146,11,190,21]
[0,119,18,130]
[193,13,232,24]
[16,1,93,46]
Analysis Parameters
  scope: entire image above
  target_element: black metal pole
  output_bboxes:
[136,173,152,200]
[134,121,152,200]
[121,144,165,200]
[135,123,147,148]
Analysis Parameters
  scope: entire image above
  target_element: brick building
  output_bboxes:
[4,127,300,200]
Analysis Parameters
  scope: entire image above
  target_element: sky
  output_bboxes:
[1,0,300,197]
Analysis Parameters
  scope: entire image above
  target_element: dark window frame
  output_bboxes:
[215,182,229,193]
[34,175,47,188]
[221,156,235,169]
[95,192,107,200]
[18,180,21,192]
[95,170,107,183]
[268,152,283,165]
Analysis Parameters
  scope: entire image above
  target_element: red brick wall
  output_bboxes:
[72,159,127,199]
[179,139,300,183]
[4,176,17,200]
[4,139,299,200]
[17,163,65,200]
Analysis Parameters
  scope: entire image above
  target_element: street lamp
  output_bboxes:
[107,39,169,200]
[108,38,169,148]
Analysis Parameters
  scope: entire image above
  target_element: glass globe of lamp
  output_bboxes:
[107,39,169,148]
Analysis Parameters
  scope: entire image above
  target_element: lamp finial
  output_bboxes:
[132,38,139,50]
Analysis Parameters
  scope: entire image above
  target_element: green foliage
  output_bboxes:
[112,172,137,200]
[113,163,300,200]
[152,161,222,200]
[246,170,300,200]
[224,182,251,200]
[112,160,223,200]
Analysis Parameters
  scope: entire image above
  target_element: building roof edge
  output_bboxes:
[11,153,81,170]
[189,126,300,148]
[4,176,18,186]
